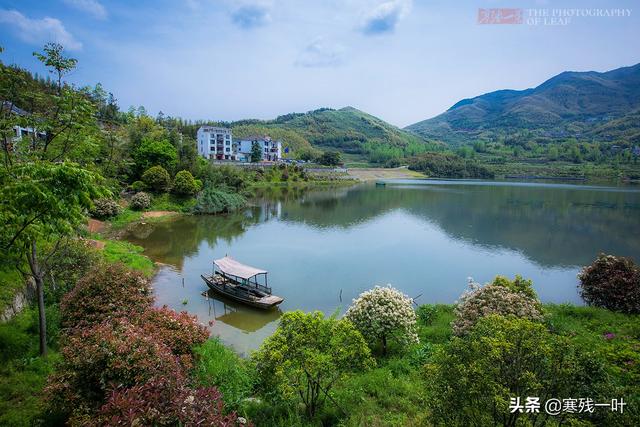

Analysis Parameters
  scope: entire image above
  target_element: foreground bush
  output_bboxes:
[253,311,374,417]
[426,315,611,426]
[142,165,171,192]
[345,285,419,355]
[46,318,181,419]
[579,254,640,314]
[129,191,151,210]
[452,276,543,335]
[60,263,153,328]
[192,185,246,215]
[90,198,121,219]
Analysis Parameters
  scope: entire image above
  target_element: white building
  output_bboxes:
[236,136,282,162]
[197,126,235,160]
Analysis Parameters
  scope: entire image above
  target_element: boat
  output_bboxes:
[201,256,284,310]
[375,181,386,186]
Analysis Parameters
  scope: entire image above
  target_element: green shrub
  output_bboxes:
[252,310,375,417]
[172,170,200,196]
[130,191,151,210]
[130,180,146,191]
[426,315,611,426]
[192,185,246,215]
[141,165,171,193]
[416,304,437,326]
[452,277,543,335]
[579,254,640,314]
[90,198,121,219]
[194,339,254,408]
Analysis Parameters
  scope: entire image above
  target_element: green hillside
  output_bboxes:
[230,107,441,164]
[406,63,640,147]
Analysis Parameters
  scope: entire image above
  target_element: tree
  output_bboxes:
[0,161,103,356]
[250,141,262,163]
[426,316,611,426]
[172,170,200,196]
[345,285,419,355]
[252,311,374,417]
[141,165,171,192]
[133,137,178,175]
[578,254,640,314]
[317,151,342,166]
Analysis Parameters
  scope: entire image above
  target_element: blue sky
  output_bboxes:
[1,0,638,127]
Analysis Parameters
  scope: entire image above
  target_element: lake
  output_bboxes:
[123,180,640,355]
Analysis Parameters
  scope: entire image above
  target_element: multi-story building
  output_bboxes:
[236,136,282,162]
[196,126,235,160]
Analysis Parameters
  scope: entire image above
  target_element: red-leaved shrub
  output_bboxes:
[98,375,241,426]
[579,254,640,314]
[46,318,181,418]
[137,306,209,367]
[60,262,153,328]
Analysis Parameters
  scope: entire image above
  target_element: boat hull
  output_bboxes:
[201,275,284,310]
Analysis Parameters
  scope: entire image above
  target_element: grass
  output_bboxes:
[149,193,196,212]
[193,339,254,410]
[108,208,143,230]
[0,307,62,426]
[101,240,155,277]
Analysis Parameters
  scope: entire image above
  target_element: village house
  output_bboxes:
[196,126,282,162]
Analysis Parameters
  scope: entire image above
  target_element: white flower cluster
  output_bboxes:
[345,285,419,348]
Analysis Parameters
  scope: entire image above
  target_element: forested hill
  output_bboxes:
[406,63,640,146]
[227,107,440,163]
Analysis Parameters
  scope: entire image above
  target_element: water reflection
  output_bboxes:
[124,180,640,352]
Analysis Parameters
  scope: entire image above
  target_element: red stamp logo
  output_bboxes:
[477,8,523,24]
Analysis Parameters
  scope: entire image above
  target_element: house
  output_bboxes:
[197,126,235,160]
[1,101,46,148]
[236,135,282,162]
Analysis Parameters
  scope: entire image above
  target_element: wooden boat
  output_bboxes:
[201,256,284,310]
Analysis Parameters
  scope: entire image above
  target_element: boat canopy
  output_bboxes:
[214,256,267,280]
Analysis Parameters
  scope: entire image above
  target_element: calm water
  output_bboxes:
[123,180,640,355]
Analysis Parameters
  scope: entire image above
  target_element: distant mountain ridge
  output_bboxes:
[406,63,640,146]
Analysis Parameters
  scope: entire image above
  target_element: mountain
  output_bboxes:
[406,63,640,146]
[230,107,438,162]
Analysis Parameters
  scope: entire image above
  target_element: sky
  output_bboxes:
[0,0,639,127]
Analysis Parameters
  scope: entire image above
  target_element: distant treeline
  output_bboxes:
[408,152,495,179]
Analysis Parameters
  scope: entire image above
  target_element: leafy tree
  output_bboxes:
[141,165,171,193]
[192,185,246,215]
[426,315,611,426]
[0,161,103,356]
[345,285,419,355]
[250,141,262,163]
[252,311,374,417]
[317,150,342,166]
[133,137,178,175]
[172,170,200,196]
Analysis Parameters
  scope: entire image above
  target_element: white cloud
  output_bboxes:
[0,9,82,50]
[296,37,346,68]
[62,0,107,20]
[231,2,272,29]
[361,0,412,35]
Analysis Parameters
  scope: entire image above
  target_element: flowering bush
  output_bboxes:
[137,306,209,367]
[579,254,640,314]
[130,191,151,210]
[345,285,419,355]
[97,374,240,426]
[452,277,543,335]
[60,262,153,328]
[90,198,121,219]
[46,318,181,418]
